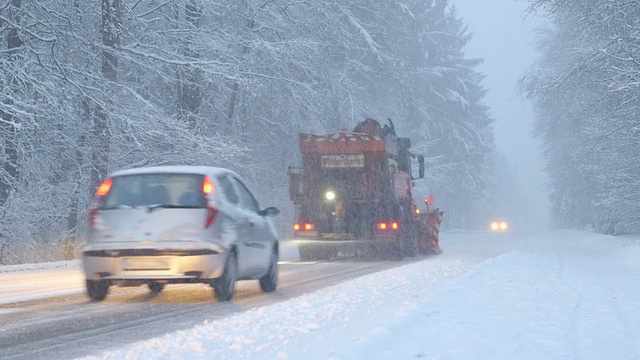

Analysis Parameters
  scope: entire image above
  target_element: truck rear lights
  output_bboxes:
[377,222,399,231]
[294,223,314,231]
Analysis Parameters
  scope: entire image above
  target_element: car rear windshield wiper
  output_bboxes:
[147,204,204,212]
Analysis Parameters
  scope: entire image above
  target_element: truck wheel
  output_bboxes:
[403,226,419,257]
[213,251,237,301]
[418,233,431,255]
[259,247,278,293]
[86,279,109,301]
[385,241,404,261]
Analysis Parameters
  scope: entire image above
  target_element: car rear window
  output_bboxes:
[100,173,206,209]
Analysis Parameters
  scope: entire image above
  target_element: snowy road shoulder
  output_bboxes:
[86,246,483,359]
[346,230,640,360]
[83,230,640,360]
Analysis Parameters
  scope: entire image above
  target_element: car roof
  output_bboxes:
[109,165,238,178]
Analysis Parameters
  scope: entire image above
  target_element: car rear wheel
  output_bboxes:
[259,247,278,293]
[213,251,237,302]
[148,282,165,294]
[86,280,109,301]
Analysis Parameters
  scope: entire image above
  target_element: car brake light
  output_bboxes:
[391,222,399,230]
[377,222,387,230]
[89,208,98,228]
[205,206,217,228]
[293,224,300,231]
[202,176,215,195]
[96,178,113,197]
[304,223,314,231]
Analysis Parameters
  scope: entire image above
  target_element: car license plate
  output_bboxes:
[123,257,170,270]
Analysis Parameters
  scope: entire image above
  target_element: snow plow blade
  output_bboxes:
[293,234,418,261]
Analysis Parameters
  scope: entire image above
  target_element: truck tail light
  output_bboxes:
[377,221,400,231]
[294,223,314,231]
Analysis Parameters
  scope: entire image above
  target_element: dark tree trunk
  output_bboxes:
[0,0,23,209]
[90,0,121,190]
[177,0,203,130]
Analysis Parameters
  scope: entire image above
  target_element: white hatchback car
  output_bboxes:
[81,166,280,302]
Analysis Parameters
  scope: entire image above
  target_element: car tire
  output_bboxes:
[148,282,165,294]
[213,251,237,302]
[259,247,278,293]
[86,279,109,301]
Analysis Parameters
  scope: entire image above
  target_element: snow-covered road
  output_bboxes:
[2,230,639,359]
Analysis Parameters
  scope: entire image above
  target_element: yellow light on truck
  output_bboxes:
[325,190,336,201]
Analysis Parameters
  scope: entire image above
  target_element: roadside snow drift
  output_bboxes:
[79,230,640,360]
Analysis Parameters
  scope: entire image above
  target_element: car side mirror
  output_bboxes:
[260,207,280,217]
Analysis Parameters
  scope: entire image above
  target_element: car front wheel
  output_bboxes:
[86,279,109,301]
[259,247,278,293]
[213,251,237,301]
[148,282,165,294]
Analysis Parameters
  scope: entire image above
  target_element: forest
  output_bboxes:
[522,0,640,235]
[1,0,511,264]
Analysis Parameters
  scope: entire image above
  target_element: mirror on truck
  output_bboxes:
[418,155,425,179]
[288,167,304,202]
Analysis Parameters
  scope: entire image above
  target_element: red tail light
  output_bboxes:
[90,178,113,228]
[202,176,215,195]
[304,223,315,231]
[391,222,399,230]
[293,224,301,231]
[96,178,113,197]
[377,222,387,230]
[202,176,217,228]
[205,206,217,228]
[89,208,98,228]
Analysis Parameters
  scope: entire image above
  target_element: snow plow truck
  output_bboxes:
[288,118,442,260]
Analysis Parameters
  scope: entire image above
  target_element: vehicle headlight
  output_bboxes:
[499,222,508,230]
[491,222,499,231]
[325,190,336,201]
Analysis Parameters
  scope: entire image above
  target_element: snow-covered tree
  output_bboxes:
[522,0,640,234]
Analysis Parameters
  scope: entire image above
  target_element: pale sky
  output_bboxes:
[451,0,550,229]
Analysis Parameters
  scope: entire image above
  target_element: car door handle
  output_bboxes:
[244,242,264,249]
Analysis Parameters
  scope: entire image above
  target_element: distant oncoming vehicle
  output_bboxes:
[490,220,509,232]
[81,166,280,302]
